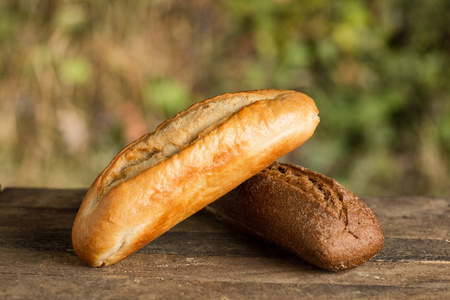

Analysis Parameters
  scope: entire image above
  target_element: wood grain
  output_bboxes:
[1,188,449,299]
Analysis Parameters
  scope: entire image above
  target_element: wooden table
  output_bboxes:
[0,188,449,299]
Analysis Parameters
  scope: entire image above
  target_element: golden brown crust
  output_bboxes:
[204,162,384,271]
[72,90,319,267]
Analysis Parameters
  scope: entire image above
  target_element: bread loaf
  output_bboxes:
[72,90,320,267]
[204,162,384,271]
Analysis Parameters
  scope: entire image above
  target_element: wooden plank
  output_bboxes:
[1,249,449,299]
[1,227,449,262]
[0,188,449,299]
[362,196,450,218]
[1,246,450,284]
[2,273,448,300]
[0,188,85,208]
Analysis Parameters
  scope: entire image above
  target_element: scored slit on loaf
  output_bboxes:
[97,91,276,199]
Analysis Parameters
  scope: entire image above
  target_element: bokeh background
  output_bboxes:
[1,0,449,196]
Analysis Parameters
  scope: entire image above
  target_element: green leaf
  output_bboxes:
[60,56,92,85]
[144,79,191,117]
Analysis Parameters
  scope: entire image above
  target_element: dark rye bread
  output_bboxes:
[204,162,384,271]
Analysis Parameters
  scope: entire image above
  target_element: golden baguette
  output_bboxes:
[72,89,320,267]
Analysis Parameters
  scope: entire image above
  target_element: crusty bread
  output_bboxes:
[204,162,384,271]
[72,90,320,267]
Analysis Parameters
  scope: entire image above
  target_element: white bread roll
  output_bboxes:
[72,89,320,267]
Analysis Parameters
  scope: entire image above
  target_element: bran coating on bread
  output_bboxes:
[205,162,384,271]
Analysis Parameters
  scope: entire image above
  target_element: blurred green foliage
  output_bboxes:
[0,0,449,196]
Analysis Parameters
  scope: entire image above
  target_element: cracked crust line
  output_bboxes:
[94,92,284,203]
[265,163,354,234]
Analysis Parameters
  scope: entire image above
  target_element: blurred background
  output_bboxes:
[1,0,449,196]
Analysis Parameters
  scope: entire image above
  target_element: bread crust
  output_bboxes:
[204,162,384,271]
[72,90,319,267]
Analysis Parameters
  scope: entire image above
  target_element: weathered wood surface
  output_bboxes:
[0,188,449,299]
